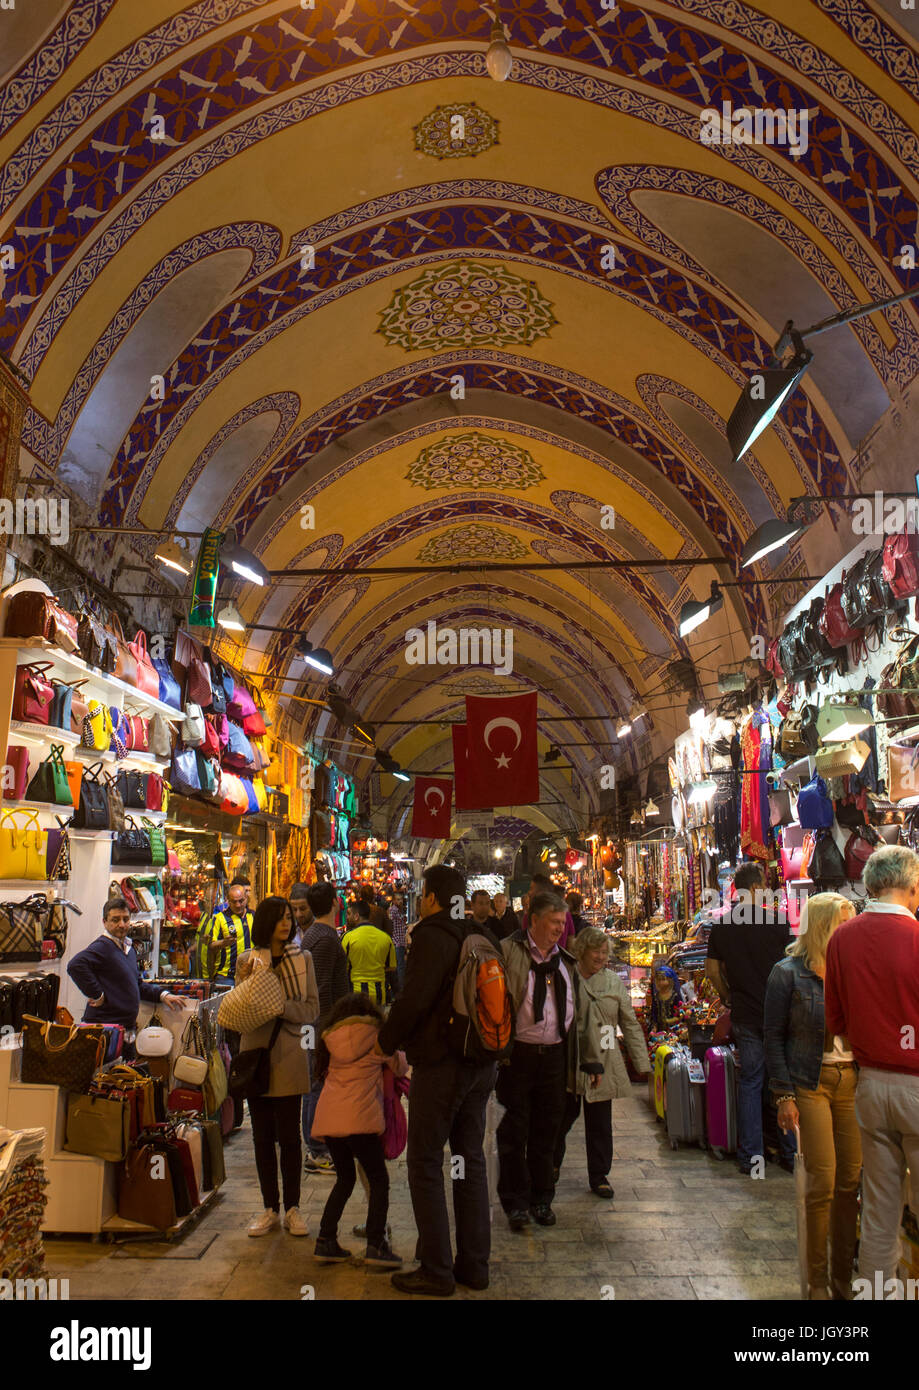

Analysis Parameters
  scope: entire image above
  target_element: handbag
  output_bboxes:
[71,762,110,830]
[202,1045,228,1113]
[49,680,86,732]
[200,716,221,761]
[112,819,151,866]
[227,1018,283,1100]
[4,590,80,654]
[108,613,137,686]
[128,630,160,698]
[116,768,147,809]
[145,772,164,811]
[196,753,220,799]
[77,606,117,672]
[170,748,201,796]
[809,829,847,887]
[882,528,919,600]
[174,1016,209,1085]
[141,817,166,866]
[4,745,30,802]
[152,656,182,710]
[65,1091,131,1162]
[877,634,919,730]
[240,778,259,814]
[797,774,834,830]
[118,1140,178,1229]
[0,809,47,879]
[20,1013,106,1089]
[0,894,58,962]
[818,582,860,650]
[124,713,149,753]
[887,743,919,803]
[105,773,126,832]
[217,965,284,1034]
[181,703,205,747]
[222,721,255,772]
[203,650,230,714]
[12,663,55,724]
[382,1070,409,1161]
[219,773,248,814]
[814,738,870,778]
[844,825,881,880]
[136,1014,174,1057]
[149,712,173,759]
[767,787,795,827]
[109,706,130,760]
[25,744,72,805]
[243,708,267,738]
[81,699,113,752]
[227,683,258,722]
[168,1087,204,1113]
[46,820,72,888]
[779,704,819,761]
[187,655,212,706]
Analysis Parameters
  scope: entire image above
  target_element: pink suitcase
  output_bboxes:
[704,1045,737,1157]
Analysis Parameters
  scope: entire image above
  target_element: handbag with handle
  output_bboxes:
[0,808,47,879]
[4,745,30,802]
[46,820,72,887]
[116,768,147,809]
[219,772,248,814]
[65,1091,131,1162]
[128,630,160,698]
[12,663,55,724]
[814,738,870,778]
[104,773,126,832]
[77,605,116,672]
[111,819,151,866]
[81,699,112,752]
[20,1013,106,1089]
[217,965,284,1034]
[818,582,860,650]
[768,787,795,827]
[108,612,137,686]
[227,683,258,722]
[181,703,205,747]
[149,712,173,759]
[809,828,847,887]
[141,817,166,866]
[145,771,164,812]
[71,762,110,829]
[0,894,54,962]
[888,743,919,803]
[124,713,149,753]
[170,748,201,796]
[797,774,834,830]
[779,705,819,761]
[227,1018,283,1101]
[222,720,255,771]
[49,680,84,732]
[187,655,212,707]
[118,1140,178,1229]
[882,528,919,600]
[4,590,80,654]
[152,656,182,711]
[844,825,881,880]
[174,1016,209,1085]
[25,743,72,806]
[109,706,130,760]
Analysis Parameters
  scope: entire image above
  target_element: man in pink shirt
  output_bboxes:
[521,873,576,950]
[497,890,594,1232]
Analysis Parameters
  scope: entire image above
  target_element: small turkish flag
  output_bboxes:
[411,776,453,838]
[465,692,539,808]
[452,724,486,811]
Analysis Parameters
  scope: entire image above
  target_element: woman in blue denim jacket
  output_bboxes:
[764,892,861,1301]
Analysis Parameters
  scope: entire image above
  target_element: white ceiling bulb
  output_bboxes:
[486,20,513,80]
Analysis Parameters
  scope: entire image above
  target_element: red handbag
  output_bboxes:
[168,1087,204,1113]
[128,631,160,699]
[242,708,267,737]
[125,714,149,752]
[145,772,164,812]
[4,590,80,654]
[882,529,919,600]
[201,716,221,761]
[4,745,30,801]
[187,656,212,706]
[843,826,880,880]
[766,637,783,679]
[818,582,860,649]
[12,663,55,724]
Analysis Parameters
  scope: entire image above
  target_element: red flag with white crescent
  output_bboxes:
[465,692,539,808]
[411,776,453,838]
[452,724,478,811]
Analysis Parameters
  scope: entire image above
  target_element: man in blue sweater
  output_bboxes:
[68,898,183,1058]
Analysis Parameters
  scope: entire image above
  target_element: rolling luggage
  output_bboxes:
[653,1043,673,1119]
[663,1045,706,1149]
[705,1044,738,1157]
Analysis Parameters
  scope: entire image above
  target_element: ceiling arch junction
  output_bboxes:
[3,0,917,816]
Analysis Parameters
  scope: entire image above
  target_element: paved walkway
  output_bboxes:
[44,1086,801,1301]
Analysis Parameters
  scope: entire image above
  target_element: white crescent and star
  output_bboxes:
[483,716,521,769]
[424,785,445,811]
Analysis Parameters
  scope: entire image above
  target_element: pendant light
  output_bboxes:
[217,602,245,632]
[486,11,513,80]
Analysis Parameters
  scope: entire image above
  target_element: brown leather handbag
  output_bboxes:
[4,591,80,654]
[888,743,919,803]
[109,613,137,685]
[118,1141,178,1229]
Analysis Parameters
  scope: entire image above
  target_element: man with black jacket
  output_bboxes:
[377,864,499,1298]
[300,882,351,1172]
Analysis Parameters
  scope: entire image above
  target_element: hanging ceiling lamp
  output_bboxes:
[485,9,513,80]
[217,602,245,632]
[219,527,270,586]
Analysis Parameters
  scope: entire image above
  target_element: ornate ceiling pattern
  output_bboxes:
[3,0,917,826]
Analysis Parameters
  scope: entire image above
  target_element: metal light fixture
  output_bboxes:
[817,701,874,743]
[644,798,660,817]
[728,347,812,462]
[219,528,271,586]
[616,719,631,738]
[297,638,334,676]
[741,517,804,568]
[217,602,245,632]
[154,538,191,575]
[375,749,410,782]
[485,16,513,80]
[679,581,723,637]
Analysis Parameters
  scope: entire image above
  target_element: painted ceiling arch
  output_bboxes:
[4,1,917,814]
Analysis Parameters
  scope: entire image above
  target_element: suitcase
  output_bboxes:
[705,1044,738,1157]
[652,1044,673,1119]
[663,1046,706,1149]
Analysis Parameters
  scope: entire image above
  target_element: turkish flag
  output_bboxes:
[465,692,539,808]
[411,776,453,838]
[452,724,483,811]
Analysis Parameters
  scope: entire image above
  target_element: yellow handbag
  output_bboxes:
[254,778,268,811]
[81,699,112,752]
[0,808,48,880]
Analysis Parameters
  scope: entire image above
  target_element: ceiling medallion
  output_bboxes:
[413,102,500,160]
[417,524,529,563]
[407,431,544,492]
[378,260,557,352]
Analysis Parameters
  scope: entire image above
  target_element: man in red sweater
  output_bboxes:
[825,846,919,1294]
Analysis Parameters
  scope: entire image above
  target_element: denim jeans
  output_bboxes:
[301,1072,329,1158]
[734,1023,797,1166]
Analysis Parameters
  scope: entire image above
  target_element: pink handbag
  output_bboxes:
[128,631,160,699]
[227,684,257,722]
[4,745,30,801]
[382,1071,409,1160]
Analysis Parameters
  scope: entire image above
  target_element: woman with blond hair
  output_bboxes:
[764,893,861,1300]
[553,926,651,1198]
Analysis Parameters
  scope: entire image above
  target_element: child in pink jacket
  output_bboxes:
[312,992,407,1268]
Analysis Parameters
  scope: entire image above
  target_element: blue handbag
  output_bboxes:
[195,752,219,798]
[797,774,834,830]
[153,656,182,711]
[223,721,255,772]
[109,706,129,760]
[240,778,259,814]
[170,748,201,796]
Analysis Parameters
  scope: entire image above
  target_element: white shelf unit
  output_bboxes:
[2,638,183,721]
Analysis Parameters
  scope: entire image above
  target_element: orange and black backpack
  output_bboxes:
[435,921,514,1063]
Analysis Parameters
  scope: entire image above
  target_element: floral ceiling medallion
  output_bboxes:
[378,261,557,352]
[417,524,529,564]
[413,102,500,160]
[407,431,544,491]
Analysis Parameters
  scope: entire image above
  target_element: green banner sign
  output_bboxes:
[189,526,223,627]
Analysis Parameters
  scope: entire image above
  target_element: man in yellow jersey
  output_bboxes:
[200,882,254,981]
[341,901,397,1005]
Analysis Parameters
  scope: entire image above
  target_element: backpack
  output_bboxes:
[434,921,514,1063]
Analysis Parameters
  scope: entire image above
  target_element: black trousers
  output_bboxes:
[407,1057,497,1285]
[496,1041,567,1212]
[224,1027,244,1127]
[553,1092,613,1185]
[248,1094,301,1213]
[320,1134,389,1247]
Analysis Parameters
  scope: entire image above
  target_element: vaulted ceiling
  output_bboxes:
[4,0,918,833]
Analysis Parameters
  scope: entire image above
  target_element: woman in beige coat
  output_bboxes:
[553,927,651,1197]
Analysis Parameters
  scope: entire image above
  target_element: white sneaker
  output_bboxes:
[284,1208,309,1237]
[247,1208,280,1237]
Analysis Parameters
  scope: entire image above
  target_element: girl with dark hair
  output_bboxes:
[312,992,407,1268]
[235,897,319,1238]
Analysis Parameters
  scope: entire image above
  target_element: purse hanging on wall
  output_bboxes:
[25,744,73,806]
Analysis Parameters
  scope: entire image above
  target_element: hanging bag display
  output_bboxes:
[0,809,47,879]
[196,753,220,799]
[181,704,205,747]
[818,582,860,650]
[25,744,72,806]
[20,1013,106,1089]
[227,683,258,723]
[797,774,834,830]
[170,748,201,796]
[882,528,919,600]
[219,773,248,815]
[187,655,212,707]
[222,721,255,772]
[12,664,55,725]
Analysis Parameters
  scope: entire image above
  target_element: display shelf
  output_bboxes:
[9,722,169,769]
[0,878,62,888]
[779,755,813,783]
[1,638,182,719]
[101,1185,219,1242]
[1,798,75,814]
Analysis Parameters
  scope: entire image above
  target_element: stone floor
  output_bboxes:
[44,1086,802,1301]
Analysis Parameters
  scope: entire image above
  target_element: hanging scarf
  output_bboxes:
[529,953,567,1027]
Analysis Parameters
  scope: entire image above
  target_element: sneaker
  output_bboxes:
[304,1153,335,1174]
[352,1221,392,1241]
[314,1236,352,1263]
[247,1208,280,1237]
[284,1208,309,1237]
[365,1240,402,1269]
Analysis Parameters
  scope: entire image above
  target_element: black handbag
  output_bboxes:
[70,762,110,830]
[116,769,147,809]
[204,650,228,715]
[227,1018,283,1100]
[779,704,819,760]
[105,773,126,832]
[77,604,117,673]
[810,829,847,887]
[111,818,151,866]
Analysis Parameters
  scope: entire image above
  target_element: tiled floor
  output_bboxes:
[43,1087,802,1301]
